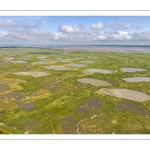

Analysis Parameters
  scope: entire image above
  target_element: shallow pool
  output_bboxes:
[44,66,66,70]
[121,68,147,72]
[56,60,71,62]
[99,88,150,102]
[66,64,86,67]
[77,78,110,86]
[84,68,113,74]
[80,61,94,64]
[33,62,49,65]
[11,60,27,63]
[122,77,150,82]
[14,71,48,77]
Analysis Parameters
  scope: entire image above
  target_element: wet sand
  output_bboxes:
[121,68,147,72]
[84,68,113,74]
[14,71,48,77]
[122,77,150,82]
[99,88,150,102]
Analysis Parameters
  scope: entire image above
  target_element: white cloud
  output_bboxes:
[102,31,131,40]
[90,22,104,30]
[114,31,131,40]
[0,28,146,43]
[117,23,132,29]
[1,17,149,45]
[22,21,40,28]
[58,25,80,33]
[0,20,18,27]
[53,33,68,40]
[106,21,133,29]
[132,31,150,40]
[106,21,115,28]
[97,35,106,40]
[104,30,119,34]
[0,19,149,44]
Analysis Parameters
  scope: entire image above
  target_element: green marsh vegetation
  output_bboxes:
[0,48,150,134]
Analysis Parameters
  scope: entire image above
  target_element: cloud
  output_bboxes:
[0,20,18,28]
[97,35,106,40]
[90,22,104,30]
[104,30,119,34]
[0,29,52,42]
[0,28,70,43]
[103,30,131,40]
[0,28,148,43]
[106,21,132,29]
[106,21,115,28]
[132,31,150,40]
[0,19,149,44]
[99,31,150,41]
[111,31,132,40]
[58,25,81,33]
[22,21,40,28]
[53,33,68,40]
[117,23,132,29]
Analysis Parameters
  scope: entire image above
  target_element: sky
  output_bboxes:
[0,16,150,45]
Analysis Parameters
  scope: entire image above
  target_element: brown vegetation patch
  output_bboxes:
[0,62,11,65]
[12,91,23,100]
[18,102,35,111]
[0,84,10,92]
[62,116,77,134]
[117,101,148,115]
[0,77,25,91]
[87,99,101,109]
[75,106,88,113]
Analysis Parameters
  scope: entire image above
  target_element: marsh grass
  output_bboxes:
[0,48,150,134]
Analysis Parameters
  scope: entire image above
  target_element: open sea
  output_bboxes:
[48,45,150,52]
[1,45,150,52]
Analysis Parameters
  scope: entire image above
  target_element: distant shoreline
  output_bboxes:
[0,45,150,53]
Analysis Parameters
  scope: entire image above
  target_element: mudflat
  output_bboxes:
[14,71,48,77]
[99,88,150,102]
